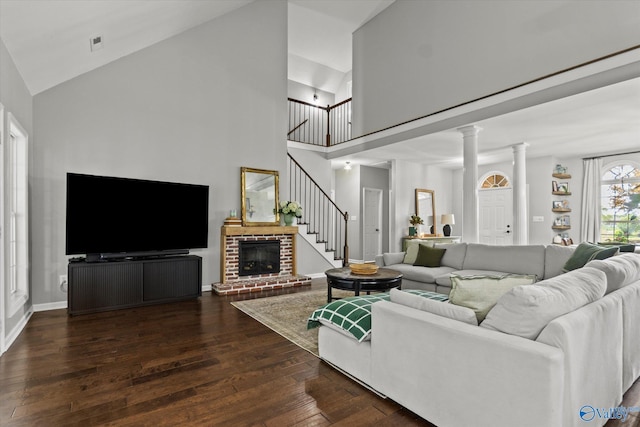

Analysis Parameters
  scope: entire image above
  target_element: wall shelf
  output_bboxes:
[552,208,572,213]
[552,191,572,196]
[552,173,572,179]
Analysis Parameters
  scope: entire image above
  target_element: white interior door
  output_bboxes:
[479,188,513,245]
[363,188,382,261]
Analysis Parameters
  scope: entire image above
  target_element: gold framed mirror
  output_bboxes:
[241,167,279,226]
[415,188,436,235]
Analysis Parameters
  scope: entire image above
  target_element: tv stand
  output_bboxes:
[68,255,202,315]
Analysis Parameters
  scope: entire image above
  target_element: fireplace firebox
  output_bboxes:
[238,240,280,276]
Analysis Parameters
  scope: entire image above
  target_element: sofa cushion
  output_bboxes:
[563,242,619,272]
[544,245,576,279]
[390,288,477,325]
[597,242,637,252]
[383,252,405,266]
[414,245,446,267]
[434,243,467,269]
[434,269,512,287]
[481,267,607,340]
[403,240,435,264]
[586,253,640,294]
[448,274,537,322]
[462,243,545,279]
[387,263,457,284]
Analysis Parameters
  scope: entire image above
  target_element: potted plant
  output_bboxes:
[409,214,423,236]
[277,201,303,226]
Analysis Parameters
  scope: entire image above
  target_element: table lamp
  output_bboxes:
[441,213,455,237]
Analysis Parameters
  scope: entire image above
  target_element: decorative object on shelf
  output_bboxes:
[554,164,568,175]
[557,182,569,193]
[409,214,423,236]
[441,213,455,237]
[230,209,237,218]
[552,200,571,212]
[277,200,303,226]
[224,216,242,227]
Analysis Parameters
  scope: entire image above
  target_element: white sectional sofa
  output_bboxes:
[317,245,640,427]
[374,242,576,294]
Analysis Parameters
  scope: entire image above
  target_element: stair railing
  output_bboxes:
[287,153,349,265]
[287,97,352,147]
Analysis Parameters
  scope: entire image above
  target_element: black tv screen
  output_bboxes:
[66,173,209,257]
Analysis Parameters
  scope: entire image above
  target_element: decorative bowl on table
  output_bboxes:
[349,263,379,275]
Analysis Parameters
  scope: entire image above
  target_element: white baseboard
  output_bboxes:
[5,307,33,351]
[33,301,67,312]
[305,272,326,279]
[202,283,212,292]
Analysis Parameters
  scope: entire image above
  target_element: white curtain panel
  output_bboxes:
[580,158,602,243]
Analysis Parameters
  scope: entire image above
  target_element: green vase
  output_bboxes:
[283,213,295,226]
[409,226,417,236]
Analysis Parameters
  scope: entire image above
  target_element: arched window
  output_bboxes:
[600,163,640,244]
[480,173,510,189]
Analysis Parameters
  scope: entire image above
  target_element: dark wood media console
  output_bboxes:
[68,255,202,315]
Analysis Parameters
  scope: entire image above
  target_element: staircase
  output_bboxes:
[296,222,342,268]
[287,153,349,267]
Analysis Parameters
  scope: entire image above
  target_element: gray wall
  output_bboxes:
[352,0,640,136]
[31,1,287,305]
[0,38,34,335]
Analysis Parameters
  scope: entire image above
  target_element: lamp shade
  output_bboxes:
[441,214,455,225]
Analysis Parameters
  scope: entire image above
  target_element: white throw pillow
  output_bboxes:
[586,253,640,294]
[480,267,607,340]
[448,274,537,322]
[383,252,406,266]
[390,288,478,326]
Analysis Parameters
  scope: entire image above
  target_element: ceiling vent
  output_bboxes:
[90,35,103,52]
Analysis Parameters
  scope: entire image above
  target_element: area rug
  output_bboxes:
[231,289,351,356]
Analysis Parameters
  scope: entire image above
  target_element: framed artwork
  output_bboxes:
[557,182,569,193]
[552,201,563,209]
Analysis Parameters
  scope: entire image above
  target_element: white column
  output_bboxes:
[458,125,481,243]
[512,142,529,245]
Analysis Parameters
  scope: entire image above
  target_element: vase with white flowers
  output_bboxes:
[277,201,303,226]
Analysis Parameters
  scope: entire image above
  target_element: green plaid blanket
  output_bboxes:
[307,290,448,342]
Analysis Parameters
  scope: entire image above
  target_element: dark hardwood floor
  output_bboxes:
[1,278,639,426]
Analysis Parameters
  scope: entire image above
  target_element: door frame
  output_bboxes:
[362,187,383,262]
[478,171,513,245]
[0,102,5,355]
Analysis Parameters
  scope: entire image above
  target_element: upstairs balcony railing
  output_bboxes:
[287,97,352,147]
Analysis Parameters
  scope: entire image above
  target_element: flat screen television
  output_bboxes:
[66,173,209,260]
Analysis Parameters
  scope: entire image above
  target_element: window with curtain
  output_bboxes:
[600,163,640,244]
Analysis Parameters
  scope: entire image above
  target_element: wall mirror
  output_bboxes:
[241,167,279,226]
[415,188,436,235]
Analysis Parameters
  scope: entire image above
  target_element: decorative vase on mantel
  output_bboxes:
[283,213,296,226]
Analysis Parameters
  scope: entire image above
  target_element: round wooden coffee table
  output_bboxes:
[325,267,403,303]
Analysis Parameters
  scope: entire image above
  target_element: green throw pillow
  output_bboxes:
[449,274,537,322]
[413,245,446,267]
[403,240,434,264]
[563,242,619,272]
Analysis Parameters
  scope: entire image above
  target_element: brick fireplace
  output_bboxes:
[211,225,311,295]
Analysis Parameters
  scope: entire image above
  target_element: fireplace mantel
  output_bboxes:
[213,225,311,295]
[221,225,298,236]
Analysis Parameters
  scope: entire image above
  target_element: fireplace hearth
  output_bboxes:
[239,240,280,276]
[212,225,311,295]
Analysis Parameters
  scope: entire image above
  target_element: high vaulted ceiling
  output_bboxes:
[1,0,638,167]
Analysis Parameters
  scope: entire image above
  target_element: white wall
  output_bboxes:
[31,1,287,305]
[352,0,640,136]
[0,38,34,338]
[287,80,335,106]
